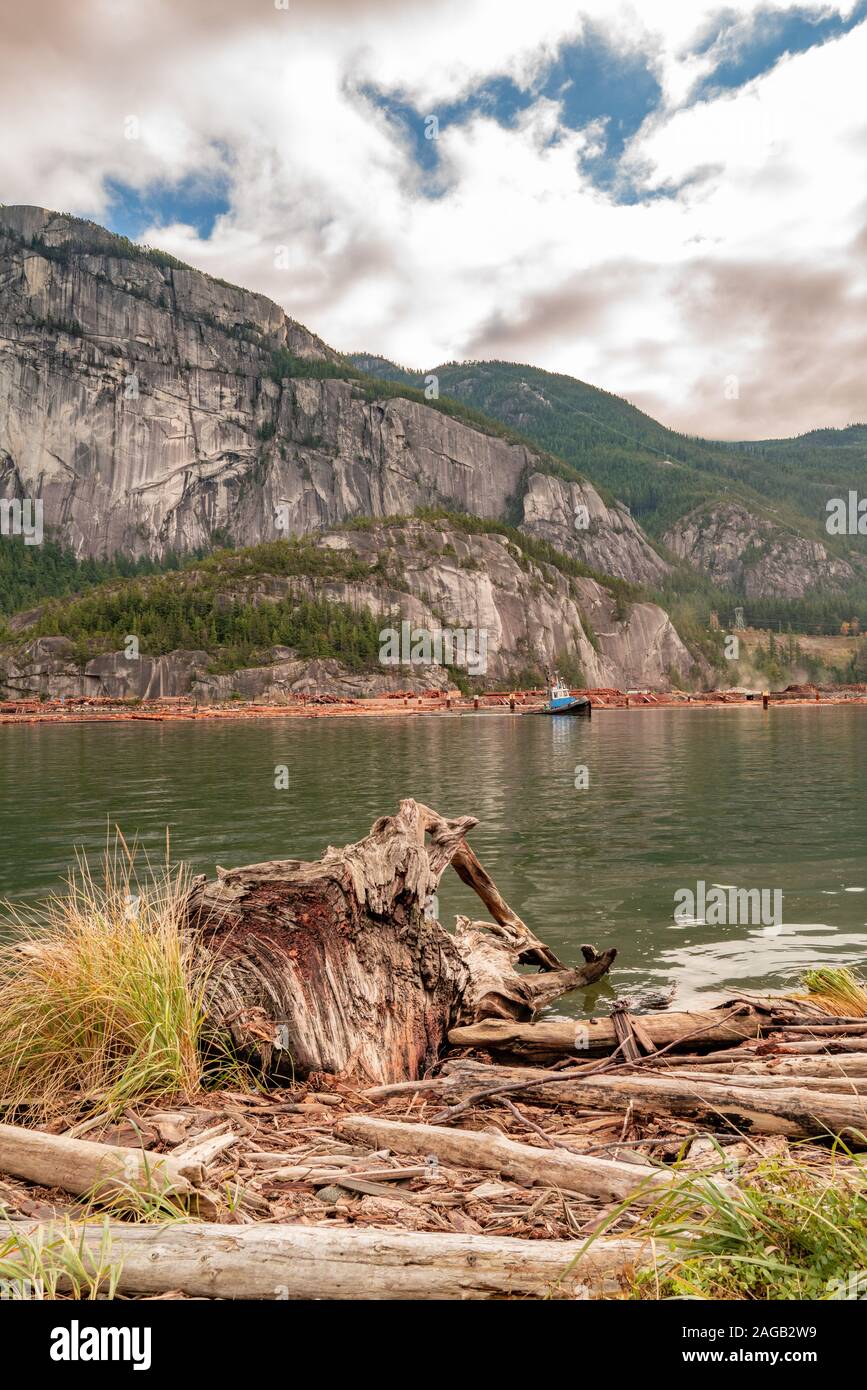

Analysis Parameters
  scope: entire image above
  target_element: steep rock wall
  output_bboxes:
[664,503,854,599]
[0,207,668,589]
[0,521,695,698]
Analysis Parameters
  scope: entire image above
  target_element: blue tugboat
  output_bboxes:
[542,675,591,717]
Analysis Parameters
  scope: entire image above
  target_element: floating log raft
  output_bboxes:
[185,799,615,1086]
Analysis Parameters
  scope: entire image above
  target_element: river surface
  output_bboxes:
[1,706,865,1012]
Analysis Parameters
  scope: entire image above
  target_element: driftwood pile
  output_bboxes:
[1,801,866,1300]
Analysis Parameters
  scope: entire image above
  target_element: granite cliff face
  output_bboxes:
[309,522,688,688]
[663,503,854,600]
[0,520,695,700]
[521,472,668,584]
[354,356,867,605]
[0,206,668,587]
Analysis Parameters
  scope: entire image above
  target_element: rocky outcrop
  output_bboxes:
[311,522,687,687]
[0,207,668,588]
[0,637,449,702]
[195,656,450,702]
[664,503,854,599]
[0,521,695,699]
[521,473,669,585]
[0,638,209,701]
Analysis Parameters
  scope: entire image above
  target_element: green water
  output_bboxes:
[1,707,865,1011]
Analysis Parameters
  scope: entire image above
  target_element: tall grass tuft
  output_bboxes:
[619,1152,867,1300]
[799,965,867,1017]
[0,834,212,1123]
[0,1219,121,1299]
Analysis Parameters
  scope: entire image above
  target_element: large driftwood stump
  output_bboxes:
[186,800,615,1085]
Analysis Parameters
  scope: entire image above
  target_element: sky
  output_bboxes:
[2,0,867,439]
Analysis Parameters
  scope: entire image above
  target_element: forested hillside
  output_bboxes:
[0,537,184,617]
[351,355,867,553]
[0,517,701,696]
[0,536,392,673]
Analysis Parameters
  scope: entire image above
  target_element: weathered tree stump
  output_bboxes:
[186,799,616,1085]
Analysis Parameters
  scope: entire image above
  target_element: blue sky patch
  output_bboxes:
[103,172,231,241]
[690,1,867,100]
[536,33,661,162]
[358,76,532,195]
[361,25,662,199]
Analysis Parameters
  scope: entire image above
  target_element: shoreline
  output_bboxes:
[2,992,865,1302]
[1,797,865,1305]
[2,685,867,726]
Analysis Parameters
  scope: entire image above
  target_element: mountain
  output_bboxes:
[0,206,667,587]
[351,355,867,605]
[0,519,695,699]
[0,202,863,702]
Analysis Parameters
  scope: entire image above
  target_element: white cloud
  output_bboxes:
[1,0,866,437]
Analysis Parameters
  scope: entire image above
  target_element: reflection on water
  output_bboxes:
[1,706,865,1011]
